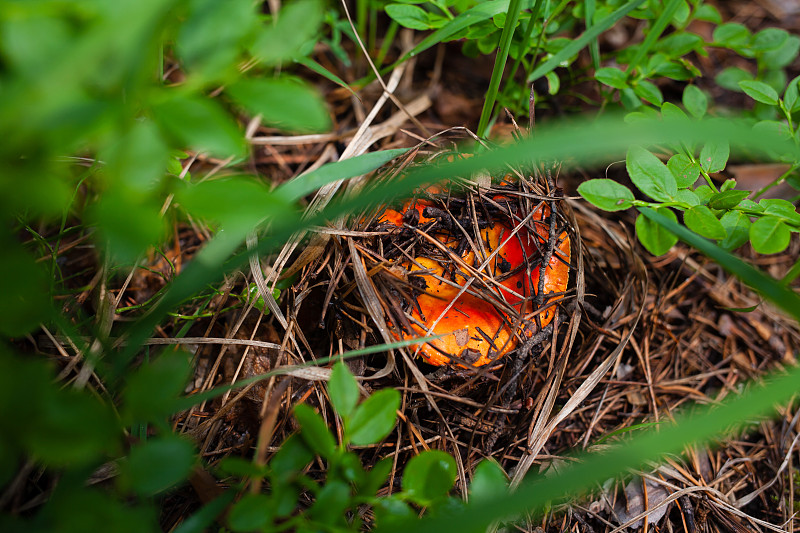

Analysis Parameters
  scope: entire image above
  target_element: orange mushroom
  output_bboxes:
[375,184,571,367]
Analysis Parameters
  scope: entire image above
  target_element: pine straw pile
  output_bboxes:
[173,141,800,531]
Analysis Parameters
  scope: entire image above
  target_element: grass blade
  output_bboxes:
[625,0,684,74]
[528,0,646,83]
[378,363,800,533]
[477,0,524,137]
[584,0,600,70]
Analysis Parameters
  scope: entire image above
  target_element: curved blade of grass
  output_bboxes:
[477,0,523,138]
[173,334,447,410]
[378,363,800,533]
[296,56,359,99]
[528,0,646,83]
[118,115,799,371]
[638,207,800,321]
[274,147,408,202]
[625,0,684,74]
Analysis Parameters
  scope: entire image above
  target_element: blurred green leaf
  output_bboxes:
[122,351,192,423]
[102,120,170,193]
[271,433,314,482]
[329,361,360,419]
[595,67,628,90]
[374,496,416,527]
[88,190,165,263]
[386,4,432,30]
[294,404,337,459]
[577,179,635,211]
[310,480,351,525]
[0,241,52,336]
[252,0,323,66]
[469,459,508,502]
[347,389,400,446]
[362,456,394,497]
[715,67,753,91]
[761,35,800,70]
[24,387,120,466]
[174,491,237,533]
[401,450,457,506]
[682,85,707,119]
[153,94,246,157]
[176,0,257,82]
[228,493,273,532]
[635,207,678,255]
[121,436,196,495]
[626,146,677,202]
[227,76,331,133]
[713,22,750,47]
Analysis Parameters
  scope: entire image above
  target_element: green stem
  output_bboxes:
[477,0,524,138]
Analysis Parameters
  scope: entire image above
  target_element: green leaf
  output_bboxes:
[625,146,677,202]
[121,436,196,495]
[176,0,257,82]
[707,189,750,210]
[761,35,800,70]
[385,4,432,30]
[635,207,678,255]
[595,67,628,89]
[695,4,721,23]
[0,242,51,336]
[401,450,457,506]
[374,496,416,527]
[684,206,726,240]
[346,388,400,446]
[675,188,700,206]
[362,457,393,497]
[760,198,800,225]
[469,459,507,502]
[89,189,165,263]
[577,179,635,211]
[153,94,246,157]
[227,76,330,133]
[270,434,314,482]
[751,28,789,52]
[329,362,360,419]
[713,23,751,47]
[228,493,273,532]
[667,153,700,188]
[694,185,714,204]
[783,75,800,112]
[293,404,337,459]
[252,0,323,65]
[738,80,779,106]
[682,85,707,119]
[309,480,351,525]
[750,216,791,254]
[719,210,751,250]
[714,67,753,91]
[122,351,192,423]
[633,80,663,106]
[699,140,729,173]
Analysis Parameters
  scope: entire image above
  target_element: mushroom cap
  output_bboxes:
[377,189,571,367]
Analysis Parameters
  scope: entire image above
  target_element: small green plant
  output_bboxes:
[579,77,800,257]
[219,362,507,531]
